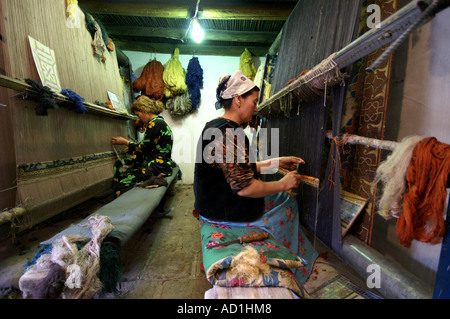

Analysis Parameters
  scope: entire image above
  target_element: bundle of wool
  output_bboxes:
[165,90,192,117]
[163,48,187,98]
[19,234,86,299]
[98,235,122,294]
[229,246,270,285]
[253,63,265,89]
[133,59,165,101]
[373,135,424,219]
[24,79,59,116]
[396,137,450,247]
[19,254,66,299]
[82,10,107,63]
[63,215,115,299]
[81,8,97,38]
[239,48,256,81]
[185,57,203,110]
[66,0,78,27]
[19,216,115,299]
[61,89,87,114]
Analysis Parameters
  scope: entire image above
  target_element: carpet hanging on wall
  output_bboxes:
[340,0,399,245]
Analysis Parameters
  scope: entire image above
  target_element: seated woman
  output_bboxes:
[193,70,318,283]
[111,95,174,198]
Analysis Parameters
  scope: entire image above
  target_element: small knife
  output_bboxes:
[206,232,270,249]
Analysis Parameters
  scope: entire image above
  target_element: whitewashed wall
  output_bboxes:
[123,50,264,184]
[372,8,450,286]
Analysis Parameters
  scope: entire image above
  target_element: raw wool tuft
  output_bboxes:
[163,48,187,98]
[185,56,203,110]
[253,63,265,90]
[62,215,115,299]
[19,215,115,299]
[83,11,107,63]
[239,48,256,81]
[228,246,270,285]
[373,135,424,219]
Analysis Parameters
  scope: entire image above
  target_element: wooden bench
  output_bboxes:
[40,165,179,246]
[19,166,179,298]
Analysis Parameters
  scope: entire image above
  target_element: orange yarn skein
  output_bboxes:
[396,137,450,247]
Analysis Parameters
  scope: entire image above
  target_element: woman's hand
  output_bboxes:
[278,156,305,171]
[280,171,302,191]
[111,136,130,146]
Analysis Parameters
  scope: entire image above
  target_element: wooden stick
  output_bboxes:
[0,207,26,225]
[326,131,398,151]
[277,167,320,188]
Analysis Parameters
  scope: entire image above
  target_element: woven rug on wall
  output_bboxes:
[340,0,399,245]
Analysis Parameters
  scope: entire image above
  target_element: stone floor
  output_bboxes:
[0,184,375,300]
[117,184,212,299]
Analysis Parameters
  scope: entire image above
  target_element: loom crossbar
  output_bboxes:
[257,0,444,115]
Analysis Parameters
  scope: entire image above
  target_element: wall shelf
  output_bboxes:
[0,74,137,121]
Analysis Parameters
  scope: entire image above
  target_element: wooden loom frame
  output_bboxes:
[257,0,446,116]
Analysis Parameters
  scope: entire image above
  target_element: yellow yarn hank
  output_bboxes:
[239,48,256,81]
[163,48,187,97]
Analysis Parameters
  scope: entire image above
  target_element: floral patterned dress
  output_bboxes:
[201,191,318,285]
[113,115,174,197]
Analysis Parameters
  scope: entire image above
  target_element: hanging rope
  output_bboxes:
[327,134,350,190]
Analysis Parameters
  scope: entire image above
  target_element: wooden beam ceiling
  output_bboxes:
[113,40,270,57]
[79,0,295,56]
[79,0,294,20]
[105,25,278,43]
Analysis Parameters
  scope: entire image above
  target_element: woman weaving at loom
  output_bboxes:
[194,70,318,287]
[111,95,174,197]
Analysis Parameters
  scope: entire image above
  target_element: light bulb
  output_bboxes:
[191,17,204,43]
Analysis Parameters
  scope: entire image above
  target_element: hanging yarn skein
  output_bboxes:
[166,90,192,117]
[185,56,203,110]
[133,59,165,101]
[240,48,256,81]
[373,135,424,219]
[163,48,187,98]
[82,10,107,63]
[19,215,116,299]
[396,137,450,248]
[61,89,87,114]
[24,79,59,116]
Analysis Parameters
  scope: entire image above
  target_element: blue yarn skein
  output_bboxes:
[185,57,203,110]
[61,89,87,114]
